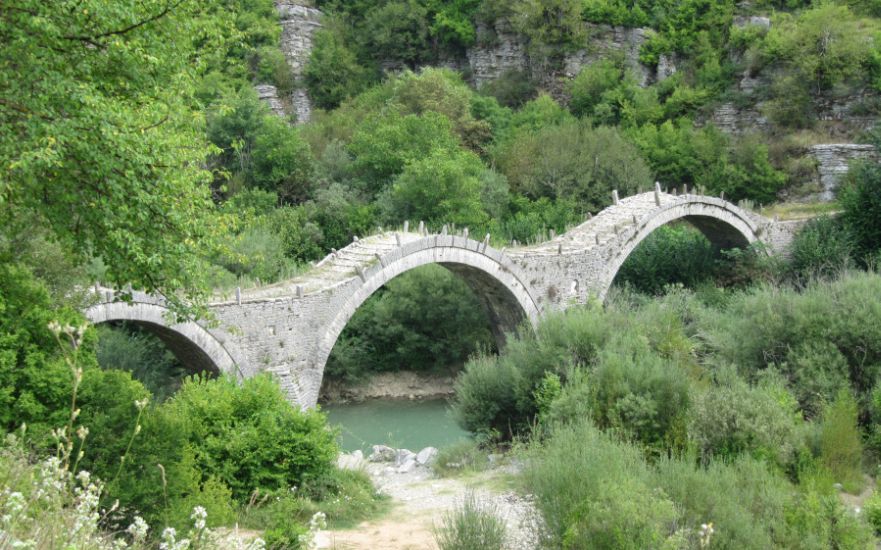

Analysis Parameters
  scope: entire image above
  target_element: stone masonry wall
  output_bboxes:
[808,144,878,201]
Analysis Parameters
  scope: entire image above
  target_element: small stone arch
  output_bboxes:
[598,197,760,299]
[85,301,240,379]
[304,237,542,406]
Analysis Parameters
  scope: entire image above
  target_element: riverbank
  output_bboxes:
[319,371,457,403]
[317,449,540,549]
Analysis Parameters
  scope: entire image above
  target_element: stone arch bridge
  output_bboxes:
[85,190,800,408]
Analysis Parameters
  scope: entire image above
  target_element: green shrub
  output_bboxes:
[304,27,371,110]
[433,492,506,550]
[789,216,855,281]
[864,492,881,534]
[522,419,678,549]
[96,324,188,402]
[586,338,691,456]
[614,224,718,294]
[688,369,801,468]
[240,468,384,541]
[695,272,881,420]
[452,355,523,441]
[495,120,651,212]
[100,374,338,529]
[568,60,662,126]
[162,375,338,501]
[432,440,491,478]
[479,69,537,108]
[840,160,881,264]
[819,389,864,493]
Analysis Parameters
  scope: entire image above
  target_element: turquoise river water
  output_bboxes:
[323,398,470,454]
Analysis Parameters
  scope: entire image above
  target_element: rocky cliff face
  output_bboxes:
[467,20,529,88]
[259,5,877,200]
[277,1,321,123]
[563,24,654,85]
[256,1,321,124]
[466,20,668,91]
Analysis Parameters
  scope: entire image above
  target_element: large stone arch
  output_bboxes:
[597,197,760,299]
[304,237,542,406]
[85,301,240,379]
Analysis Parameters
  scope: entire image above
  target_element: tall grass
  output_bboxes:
[433,492,506,550]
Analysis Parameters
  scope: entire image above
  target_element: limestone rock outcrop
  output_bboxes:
[808,144,877,200]
[255,2,321,124]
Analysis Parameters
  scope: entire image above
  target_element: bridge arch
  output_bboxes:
[85,301,240,379]
[597,196,760,299]
[305,237,542,406]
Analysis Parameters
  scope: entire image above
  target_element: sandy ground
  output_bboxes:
[317,462,539,550]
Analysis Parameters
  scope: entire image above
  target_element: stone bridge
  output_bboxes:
[84,189,800,408]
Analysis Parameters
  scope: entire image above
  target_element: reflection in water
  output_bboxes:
[323,398,470,453]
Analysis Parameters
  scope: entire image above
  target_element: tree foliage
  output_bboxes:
[1,0,223,309]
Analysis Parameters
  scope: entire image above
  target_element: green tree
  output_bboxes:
[347,111,461,193]
[763,4,876,92]
[251,116,316,204]
[304,28,370,110]
[497,120,651,211]
[1,0,222,308]
[387,150,507,228]
[840,160,881,264]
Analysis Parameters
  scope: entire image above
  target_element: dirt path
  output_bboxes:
[317,462,538,550]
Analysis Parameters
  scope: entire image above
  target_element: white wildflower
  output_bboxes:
[126,516,149,541]
[76,470,91,487]
[6,492,25,515]
[191,506,207,531]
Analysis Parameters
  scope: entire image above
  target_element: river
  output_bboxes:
[322,398,471,454]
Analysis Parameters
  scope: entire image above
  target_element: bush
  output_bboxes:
[100,374,338,528]
[495,120,652,212]
[304,28,371,110]
[432,440,491,478]
[385,149,506,228]
[864,492,881,534]
[695,272,881,420]
[614,224,718,294]
[788,216,855,281]
[433,492,507,550]
[584,338,692,456]
[452,355,523,441]
[479,69,537,108]
[568,61,662,126]
[240,468,385,542]
[819,389,864,493]
[161,375,338,501]
[96,324,188,402]
[688,370,801,468]
[840,160,881,264]
[522,419,678,549]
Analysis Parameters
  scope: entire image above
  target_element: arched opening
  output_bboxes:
[95,321,220,401]
[86,302,238,401]
[315,244,539,453]
[608,208,760,296]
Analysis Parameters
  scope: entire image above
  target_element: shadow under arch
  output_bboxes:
[85,301,240,379]
[598,198,760,300]
[305,239,542,407]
